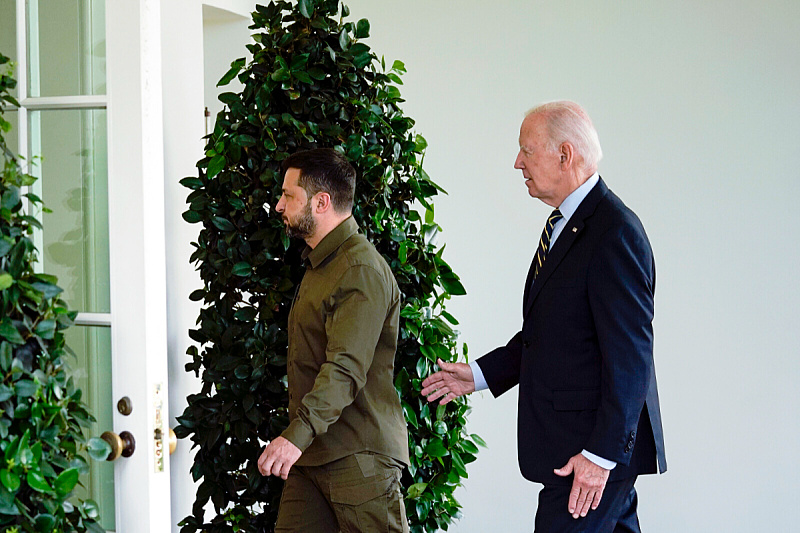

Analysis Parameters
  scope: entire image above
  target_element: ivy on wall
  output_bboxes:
[176,2,483,531]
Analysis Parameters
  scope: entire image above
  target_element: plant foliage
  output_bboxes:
[0,54,111,532]
[176,2,484,531]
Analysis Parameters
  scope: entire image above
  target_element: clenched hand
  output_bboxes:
[258,436,302,480]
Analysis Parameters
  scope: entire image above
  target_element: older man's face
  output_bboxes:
[514,114,564,207]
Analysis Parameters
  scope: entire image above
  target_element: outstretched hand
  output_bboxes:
[421,358,476,405]
[554,453,610,519]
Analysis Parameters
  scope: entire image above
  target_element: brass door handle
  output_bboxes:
[169,428,177,455]
[100,431,136,461]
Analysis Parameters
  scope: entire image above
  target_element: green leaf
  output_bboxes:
[0,239,12,257]
[232,262,251,276]
[34,319,57,340]
[470,433,488,448]
[338,28,350,51]
[0,273,13,290]
[234,307,257,321]
[82,499,100,519]
[212,217,236,232]
[402,402,418,429]
[15,380,38,398]
[355,18,370,39]
[34,514,56,533]
[182,210,203,223]
[308,67,326,80]
[30,281,62,299]
[0,469,20,491]
[293,71,313,84]
[461,439,479,454]
[440,275,467,296]
[425,438,448,458]
[207,155,226,178]
[415,357,429,378]
[54,468,80,496]
[26,471,52,493]
[87,437,112,462]
[290,53,310,70]
[406,482,427,499]
[0,319,24,345]
[217,58,246,87]
[1,186,20,210]
[0,384,12,402]
[451,451,468,477]
[298,0,313,17]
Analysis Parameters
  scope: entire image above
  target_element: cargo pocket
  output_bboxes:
[330,473,396,533]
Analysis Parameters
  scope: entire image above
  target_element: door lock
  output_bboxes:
[117,396,133,415]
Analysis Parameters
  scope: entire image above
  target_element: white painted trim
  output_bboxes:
[20,95,108,110]
[26,0,40,97]
[107,0,172,529]
[75,312,112,327]
[14,0,28,161]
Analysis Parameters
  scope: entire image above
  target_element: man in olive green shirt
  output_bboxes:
[257,148,409,532]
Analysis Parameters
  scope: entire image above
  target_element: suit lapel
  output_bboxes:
[523,178,610,317]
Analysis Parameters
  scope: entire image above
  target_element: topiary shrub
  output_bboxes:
[0,53,111,532]
[176,2,484,531]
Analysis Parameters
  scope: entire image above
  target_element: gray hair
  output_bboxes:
[527,101,603,172]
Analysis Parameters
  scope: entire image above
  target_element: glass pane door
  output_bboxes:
[3,0,114,529]
[28,106,114,530]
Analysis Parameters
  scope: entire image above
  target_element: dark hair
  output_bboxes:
[281,148,356,213]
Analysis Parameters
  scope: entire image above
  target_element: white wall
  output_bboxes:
[161,1,252,531]
[159,1,800,531]
[341,1,800,531]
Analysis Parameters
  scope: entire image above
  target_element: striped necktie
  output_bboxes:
[533,209,563,282]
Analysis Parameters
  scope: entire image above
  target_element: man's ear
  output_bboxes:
[314,192,332,213]
[559,142,575,169]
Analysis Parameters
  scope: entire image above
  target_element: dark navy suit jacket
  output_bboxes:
[477,178,667,485]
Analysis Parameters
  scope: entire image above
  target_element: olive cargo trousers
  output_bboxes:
[275,452,409,533]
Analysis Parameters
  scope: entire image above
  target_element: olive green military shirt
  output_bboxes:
[281,216,409,467]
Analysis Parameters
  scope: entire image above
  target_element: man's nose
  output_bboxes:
[276,197,285,212]
[514,153,524,169]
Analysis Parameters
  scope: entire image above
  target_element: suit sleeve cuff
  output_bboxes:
[281,419,315,452]
[582,449,617,470]
[470,360,489,392]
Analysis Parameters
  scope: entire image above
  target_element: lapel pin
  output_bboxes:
[572,227,578,233]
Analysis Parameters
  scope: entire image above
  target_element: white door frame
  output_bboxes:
[106,0,172,530]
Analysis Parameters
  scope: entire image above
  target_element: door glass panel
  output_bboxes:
[65,325,114,531]
[27,0,106,97]
[0,1,17,100]
[29,109,110,313]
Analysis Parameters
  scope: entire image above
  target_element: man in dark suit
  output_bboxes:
[422,101,666,532]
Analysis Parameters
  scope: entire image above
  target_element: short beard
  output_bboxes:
[284,201,316,240]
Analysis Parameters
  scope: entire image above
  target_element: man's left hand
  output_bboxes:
[257,436,302,480]
[554,453,610,519]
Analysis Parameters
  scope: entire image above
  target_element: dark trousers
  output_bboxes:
[534,476,640,533]
[275,452,409,533]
